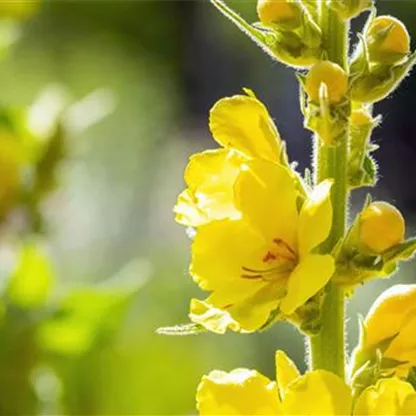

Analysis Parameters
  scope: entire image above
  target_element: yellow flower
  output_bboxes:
[354,377,416,415]
[174,91,288,227]
[356,284,416,377]
[197,350,352,415]
[305,61,348,104]
[359,201,405,254]
[189,160,334,333]
[196,350,416,415]
[366,16,411,65]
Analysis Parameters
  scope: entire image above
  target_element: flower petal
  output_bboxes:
[189,299,241,334]
[280,254,334,315]
[174,149,243,226]
[209,93,283,162]
[353,378,416,415]
[190,219,267,291]
[197,368,283,415]
[298,180,333,256]
[364,284,416,349]
[385,313,416,371]
[234,159,299,245]
[275,350,300,399]
[282,370,352,415]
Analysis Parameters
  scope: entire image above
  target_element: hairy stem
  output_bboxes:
[308,1,349,379]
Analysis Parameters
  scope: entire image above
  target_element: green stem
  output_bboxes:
[308,2,349,379]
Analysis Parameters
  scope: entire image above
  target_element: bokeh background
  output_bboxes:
[0,1,415,414]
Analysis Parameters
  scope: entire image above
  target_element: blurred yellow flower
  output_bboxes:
[197,350,352,415]
[356,284,416,377]
[174,91,288,227]
[189,160,334,333]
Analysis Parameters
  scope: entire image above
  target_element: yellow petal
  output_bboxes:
[282,370,352,415]
[234,159,299,245]
[174,189,209,226]
[298,180,333,257]
[365,284,416,349]
[208,282,283,332]
[280,254,335,315]
[174,149,243,226]
[354,378,416,415]
[197,368,283,415]
[275,350,300,399]
[385,313,416,369]
[189,299,241,334]
[190,219,267,291]
[209,94,283,162]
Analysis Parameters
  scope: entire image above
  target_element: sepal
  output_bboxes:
[156,322,207,336]
[211,0,322,68]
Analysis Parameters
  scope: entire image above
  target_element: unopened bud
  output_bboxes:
[359,201,405,254]
[257,0,302,29]
[366,16,411,64]
[331,0,373,20]
[305,61,348,104]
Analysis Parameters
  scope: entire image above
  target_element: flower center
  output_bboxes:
[241,238,298,282]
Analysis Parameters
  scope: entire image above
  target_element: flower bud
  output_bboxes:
[257,0,302,29]
[366,16,411,64]
[359,201,405,254]
[305,61,348,104]
[331,0,373,20]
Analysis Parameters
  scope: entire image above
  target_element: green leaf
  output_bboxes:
[7,242,55,309]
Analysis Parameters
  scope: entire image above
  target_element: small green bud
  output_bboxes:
[366,16,411,65]
[331,0,373,20]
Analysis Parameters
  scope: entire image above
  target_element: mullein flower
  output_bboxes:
[189,160,334,333]
[197,350,352,415]
[351,285,416,382]
[197,349,416,415]
[174,91,293,227]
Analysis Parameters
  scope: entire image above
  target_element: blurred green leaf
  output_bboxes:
[38,282,139,357]
[7,242,54,309]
